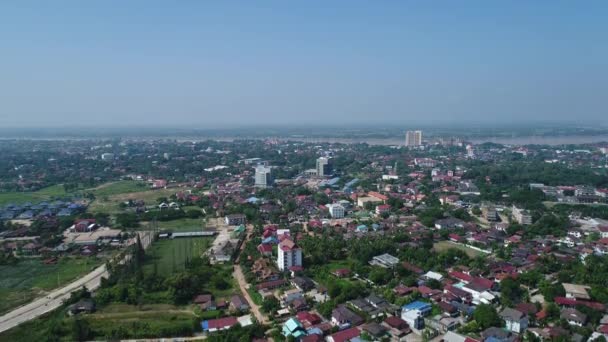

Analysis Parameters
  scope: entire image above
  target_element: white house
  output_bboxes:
[500,308,528,334]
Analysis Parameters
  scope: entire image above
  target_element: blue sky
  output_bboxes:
[0,1,606,127]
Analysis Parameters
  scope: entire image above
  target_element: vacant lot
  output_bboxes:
[142,238,212,275]
[0,257,101,314]
[433,240,487,258]
[0,185,69,206]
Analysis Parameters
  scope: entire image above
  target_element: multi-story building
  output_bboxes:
[405,130,423,147]
[512,205,532,225]
[254,165,273,188]
[316,157,332,177]
[326,203,345,218]
[278,238,302,271]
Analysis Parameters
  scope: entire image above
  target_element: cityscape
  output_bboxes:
[1,2,608,342]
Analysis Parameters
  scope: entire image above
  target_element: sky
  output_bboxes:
[0,1,607,128]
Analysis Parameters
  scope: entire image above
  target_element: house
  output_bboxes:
[332,268,351,278]
[73,219,97,232]
[563,283,591,300]
[361,322,387,340]
[225,214,246,226]
[282,288,304,305]
[401,301,432,330]
[382,316,411,340]
[152,179,167,189]
[376,204,391,215]
[282,318,307,339]
[292,276,315,291]
[230,295,250,312]
[561,308,587,326]
[257,243,273,256]
[68,299,95,315]
[327,327,360,342]
[201,316,238,332]
[434,218,464,230]
[500,308,528,334]
[194,294,213,305]
[481,327,517,342]
[332,305,364,328]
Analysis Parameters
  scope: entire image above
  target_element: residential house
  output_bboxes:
[500,308,528,334]
[561,308,587,326]
[230,295,250,312]
[332,305,364,329]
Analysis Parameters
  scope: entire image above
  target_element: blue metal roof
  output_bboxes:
[403,301,432,311]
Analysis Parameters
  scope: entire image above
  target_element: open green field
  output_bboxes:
[0,185,70,206]
[87,180,148,197]
[87,187,177,214]
[0,257,102,315]
[0,305,198,342]
[433,240,488,258]
[155,218,206,232]
[142,238,212,275]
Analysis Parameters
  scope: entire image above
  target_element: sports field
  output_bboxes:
[142,237,212,275]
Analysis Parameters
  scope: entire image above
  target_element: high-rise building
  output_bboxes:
[405,130,423,147]
[277,238,302,271]
[254,165,273,188]
[316,157,332,177]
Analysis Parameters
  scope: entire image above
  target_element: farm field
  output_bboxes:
[0,185,70,206]
[433,240,488,258]
[0,257,102,315]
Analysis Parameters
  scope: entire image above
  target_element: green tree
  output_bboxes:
[473,304,502,330]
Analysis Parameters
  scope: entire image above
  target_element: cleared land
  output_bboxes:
[0,258,101,315]
[433,240,487,258]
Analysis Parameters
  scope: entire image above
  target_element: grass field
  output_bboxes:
[0,185,70,206]
[142,238,212,275]
[0,257,102,315]
[87,187,177,214]
[433,240,488,258]
[87,180,148,197]
[154,218,206,232]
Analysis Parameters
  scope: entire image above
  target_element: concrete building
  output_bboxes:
[405,130,423,147]
[512,205,533,225]
[277,238,302,271]
[326,203,345,218]
[254,165,273,188]
[101,153,114,161]
[316,157,332,177]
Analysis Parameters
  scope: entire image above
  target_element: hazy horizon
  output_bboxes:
[1,1,607,127]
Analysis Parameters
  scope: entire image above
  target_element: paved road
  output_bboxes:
[0,231,153,334]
